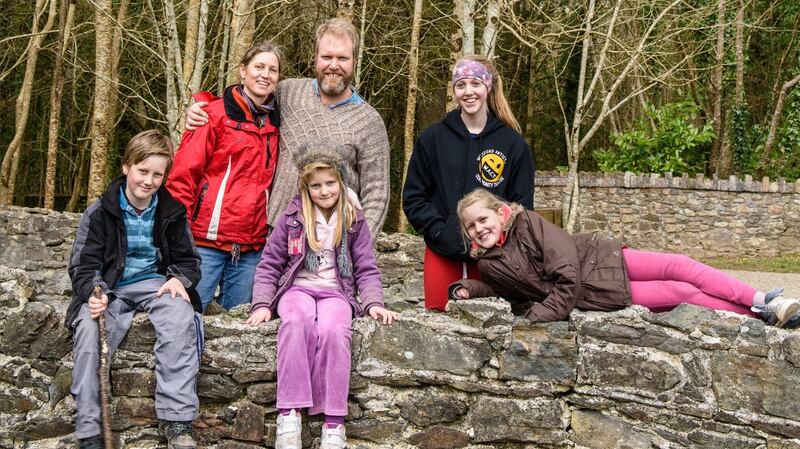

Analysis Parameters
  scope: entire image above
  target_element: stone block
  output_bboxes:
[231,402,266,443]
[408,426,471,449]
[498,320,577,383]
[246,382,276,405]
[112,368,155,397]
[578,344,683,394]
[469,396,567,443]
[571,410,663,448]
[712,352,800,420]
[398,389,468,426]
[361,320,492,376]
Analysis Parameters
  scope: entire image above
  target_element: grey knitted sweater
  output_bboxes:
[268,78,390,237]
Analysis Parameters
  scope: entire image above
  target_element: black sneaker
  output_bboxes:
[77,434,104,449]
[158,420,196,449]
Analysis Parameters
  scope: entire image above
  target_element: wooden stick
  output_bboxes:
[94,285,113,448]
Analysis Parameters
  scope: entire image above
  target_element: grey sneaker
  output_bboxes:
[765,295,800,328]
[275,409,302,449]
[158,420,196,449]
[320,424,347,449]
[78,434,104,449]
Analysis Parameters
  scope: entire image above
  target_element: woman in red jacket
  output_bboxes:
[168,42,281,311]
[450,188,800,328]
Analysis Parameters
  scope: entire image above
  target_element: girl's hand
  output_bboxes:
[157,277,190,301]
[245,307,272,326]
[185,101,209,131]
[368,306,398,325]
[454,287,470,299]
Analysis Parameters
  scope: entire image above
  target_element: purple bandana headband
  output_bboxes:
[452,60,493,90]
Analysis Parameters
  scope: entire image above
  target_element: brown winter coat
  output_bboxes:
[450,207,631,322]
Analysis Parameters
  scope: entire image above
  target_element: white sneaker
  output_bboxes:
[765,296,800,328]
[320,424,347,449]
[275,410,302,449]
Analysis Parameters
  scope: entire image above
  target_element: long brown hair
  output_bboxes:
[457,55,521,133]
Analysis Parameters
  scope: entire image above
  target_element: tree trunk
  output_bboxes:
[355,0,367,89]
[165,0,189,138]
[0,0,58,205]
[227,0,255,86]
[190,0,209,92]
[481,0,500,58]
[87,0,114,203]
[760,73,800,170]
[218,0,232,93]
[398,0,423,232]
[524,47,536,147]
[457,0,475,55]
[183,0,200,83]
[710,0,728,176]
[337,0,355,22]
[44,0,76,210]
[734,0,744,105]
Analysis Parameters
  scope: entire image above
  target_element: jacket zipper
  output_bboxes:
[192,183,209,221]
[265,135,271,169]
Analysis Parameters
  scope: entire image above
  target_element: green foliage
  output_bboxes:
[595,100,714,174]
[729,103,756,174]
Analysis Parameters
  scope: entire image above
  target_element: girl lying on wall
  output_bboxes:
[448,188,799,328]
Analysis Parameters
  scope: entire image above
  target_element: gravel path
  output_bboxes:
[722,270,800,297]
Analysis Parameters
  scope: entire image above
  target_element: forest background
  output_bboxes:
[2,0,799,232]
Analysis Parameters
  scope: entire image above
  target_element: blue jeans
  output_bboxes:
[196,246,262,311]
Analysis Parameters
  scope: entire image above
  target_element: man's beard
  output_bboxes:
[317,71,353,97]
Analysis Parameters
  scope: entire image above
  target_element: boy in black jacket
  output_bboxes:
[67,130,202,449]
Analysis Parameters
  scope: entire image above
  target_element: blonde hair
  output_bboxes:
[122,130,174,173]
[456,188,509,240]
[457,55,521,133]
[315,18,359,65]
[297,163,356,252]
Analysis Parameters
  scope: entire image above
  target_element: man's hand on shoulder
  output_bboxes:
[185,101,209,131]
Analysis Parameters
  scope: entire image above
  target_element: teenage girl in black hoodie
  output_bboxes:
[403,55,535,311]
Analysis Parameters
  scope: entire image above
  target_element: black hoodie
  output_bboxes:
[403,109,535,261]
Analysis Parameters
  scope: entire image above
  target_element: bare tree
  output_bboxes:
[399,0,423,232]
[44,0,76,209]
[710,0,730,176]
[504,0,710,231]
[338,0,355,22]
[481,0,501,58]
[87,0,114,203]
[227,0,255,85]
[0,0,58,204]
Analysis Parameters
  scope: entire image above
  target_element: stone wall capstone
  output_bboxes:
[534,171,800,257]
[2,206,800,449]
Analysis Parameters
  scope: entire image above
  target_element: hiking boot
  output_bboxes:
[765,294,800,328]
[275,409,302,449]
[78,434,104,449]
[158,420,196,449]
[320,424,347,449]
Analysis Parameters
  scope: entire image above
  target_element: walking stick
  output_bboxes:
[94,285,114,448]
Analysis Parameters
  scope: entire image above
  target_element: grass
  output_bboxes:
[701,254,800,274]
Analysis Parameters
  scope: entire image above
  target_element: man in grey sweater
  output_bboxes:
[186,18,390,237]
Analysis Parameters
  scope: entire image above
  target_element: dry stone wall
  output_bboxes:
[1,206,800,449]
[534,172,800,257]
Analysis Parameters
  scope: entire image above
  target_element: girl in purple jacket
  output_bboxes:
[450,188,800,328]
[246,145,397,449]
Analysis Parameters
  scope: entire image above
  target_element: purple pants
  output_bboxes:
[276,285,352,416]
[624,248,758,317]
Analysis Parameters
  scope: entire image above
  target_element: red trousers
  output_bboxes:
[424,246,480,311]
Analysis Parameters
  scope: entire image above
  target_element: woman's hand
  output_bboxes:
[157,277,190,301]
[453,287,470,299]
[185,101,209,131]
[368,306,399,325]
[245,307,272,326]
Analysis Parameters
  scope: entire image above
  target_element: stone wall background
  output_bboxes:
[534,172,800,257]
[1,202,800,448]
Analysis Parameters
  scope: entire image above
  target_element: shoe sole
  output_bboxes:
[775,301,800,328]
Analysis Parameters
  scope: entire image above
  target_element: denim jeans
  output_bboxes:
[196,246,262,310]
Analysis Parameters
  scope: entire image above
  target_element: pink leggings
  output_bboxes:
[624,248,758,317]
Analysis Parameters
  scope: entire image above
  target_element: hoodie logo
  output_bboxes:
[476,149,507,187]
